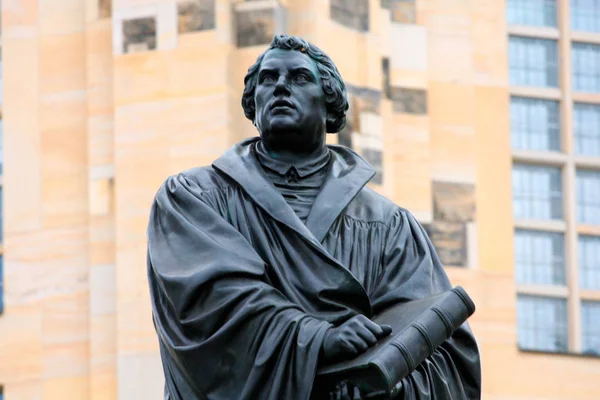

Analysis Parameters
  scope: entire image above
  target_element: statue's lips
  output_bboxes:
[270,100,295,111]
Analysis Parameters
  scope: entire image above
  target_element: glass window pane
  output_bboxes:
[572,0,600,33]
[582,301,600,356]
[509,36,558,88]
[572,43,600,93]
[515,230,565,285]
[574,103,600,157]
[579,235,600,290]
[518,295,568,352]
[577,169,600,224]
[507,0,557,27]
[511,97,560,151]
[513,164,563,220]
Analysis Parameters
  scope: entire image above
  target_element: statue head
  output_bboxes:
[241,35,349,152]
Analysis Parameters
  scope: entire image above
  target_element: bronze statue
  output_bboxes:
[147,35,481,400]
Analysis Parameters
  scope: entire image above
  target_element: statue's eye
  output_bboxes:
[295,74,309,84]
[260,74,276,84]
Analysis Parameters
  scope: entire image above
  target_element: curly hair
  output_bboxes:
[241,35,349,133]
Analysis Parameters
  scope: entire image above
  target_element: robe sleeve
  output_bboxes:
[147,173,332,400]
[370,209,482,400]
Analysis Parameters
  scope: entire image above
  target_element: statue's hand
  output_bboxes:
[322,315,392,361]
[329,381,362,400]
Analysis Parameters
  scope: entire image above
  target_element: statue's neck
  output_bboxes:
[260,138,327,165]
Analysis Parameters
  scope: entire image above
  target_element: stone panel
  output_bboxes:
[99,0,111,19]
[432,180,476,223]
[382,58,391,99]
[391,0,416,24]
[362,148,383,185]
[391,87,427,114]
[177,0,215,34]
[330,0,369,32]
[347,84,381,115]
[425,221,467,267]
[122,17,156,54]
[235,8,274,48]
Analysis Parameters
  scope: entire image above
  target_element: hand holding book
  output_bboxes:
[322,315,393,362]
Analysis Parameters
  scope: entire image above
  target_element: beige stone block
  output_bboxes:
[90,217,116,266]
[88,115,115,167]
[425,9,474,84]
[390,24,427,71]
[39,34,87,95]
[428,81,475,126]
[474,86,513,274]
[89,178,113,217]
[39,0,85,35]
[90,264,116,316]
[0,306,43,384]
[4,379,43,399]
[3,0,38,39]
[389,68,428,90]
[43,376,88,400]
[3,36,43,233]
[167,44,229,97]
[471,0,509,87]
[118,352,164,400]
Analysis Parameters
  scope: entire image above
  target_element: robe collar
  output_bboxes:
[212,137,376,245]
[254,139,331,179]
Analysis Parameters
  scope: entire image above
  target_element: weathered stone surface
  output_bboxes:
[382,58,391,99]
[424,221,467,266]
[236,8,275,48]
[362,148,383,184]
[122,17,156,54]
[330,0,369,32]
[178,0,216,34]
[391,0,416,24]
[347,84,381,114]
[99,0,111,19]
[391,87,427,114]
[433,180,476,223]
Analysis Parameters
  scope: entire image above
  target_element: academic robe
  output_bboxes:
[147,137,481,400]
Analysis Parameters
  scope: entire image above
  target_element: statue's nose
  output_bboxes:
[274,77,291,96]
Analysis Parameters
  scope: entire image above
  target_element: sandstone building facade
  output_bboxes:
[1,0,599,398]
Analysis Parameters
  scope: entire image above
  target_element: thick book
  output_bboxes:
[314,286,476,399]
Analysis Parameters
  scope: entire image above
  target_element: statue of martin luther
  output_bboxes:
[147,35,481,400]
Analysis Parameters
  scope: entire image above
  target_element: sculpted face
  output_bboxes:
[254,48,328,152]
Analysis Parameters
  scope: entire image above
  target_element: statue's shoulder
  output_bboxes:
[345,185,400,224]
[171,165,232,193]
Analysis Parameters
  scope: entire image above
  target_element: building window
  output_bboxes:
[579,235,600,290]
[582,302,600,356]
[582,301,600,356]
[576,169,600,224]
[509,36,558,88]
[177,0,216,33]
[572,42,600,93]
[572,0,600,33]
[574,103,600,157]
[122,17,157,54]
[330,0,369,32]
[507,0,556,27]
[517,295,568,352]
[510,97,560,151]
[515,230,565,285]
[512,164,563,220]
